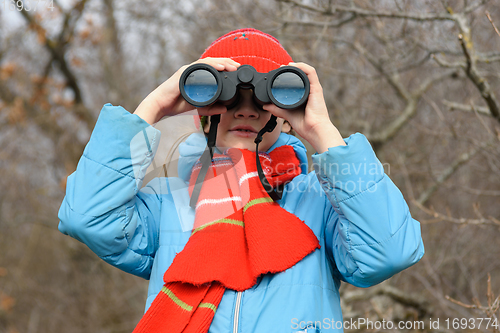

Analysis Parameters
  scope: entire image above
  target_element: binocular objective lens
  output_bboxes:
[184,69,218,103]
[271,72,305,106]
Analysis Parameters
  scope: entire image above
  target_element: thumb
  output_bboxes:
[263,104,287,119]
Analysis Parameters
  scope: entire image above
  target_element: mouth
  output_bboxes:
[229,125,258,137]
[230,125,257,133]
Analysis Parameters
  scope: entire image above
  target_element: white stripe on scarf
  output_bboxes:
[238,172,259,186]
[196,196,242,210]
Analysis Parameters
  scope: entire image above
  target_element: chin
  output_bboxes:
[218,138,255,152]
[234,143,257,152]
[217,136,275,152]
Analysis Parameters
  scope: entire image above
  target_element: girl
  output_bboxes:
[58,28,424,333]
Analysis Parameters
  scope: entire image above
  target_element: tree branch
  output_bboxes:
[415,201,500,226]
[464,0,490,14]
[416,143,484,205]
[443,100,491,116]
[277,0,454,21]
[486,10,500,38]
[454,14,500,122]
[446,273,500,326]
[353,42,410,100]
[413,69,458,97]
[429,11,500,122]
[19,0,94,129]
[431,54,465,69]
[280,15,357,28]
[355,42,455,147]
[477,53,500,63]
[19,8,81,104]
[343,282,432,318]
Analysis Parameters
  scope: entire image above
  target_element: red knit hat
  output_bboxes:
[196,28,293,128]
[201,28,293,72]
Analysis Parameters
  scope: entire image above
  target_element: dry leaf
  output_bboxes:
[0,293,16,312]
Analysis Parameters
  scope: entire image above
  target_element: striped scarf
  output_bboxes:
[133,146,320,333]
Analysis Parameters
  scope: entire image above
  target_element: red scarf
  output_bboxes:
[133,146,320,333]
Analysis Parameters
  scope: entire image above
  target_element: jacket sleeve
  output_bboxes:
[58,104,162,279]
[312,133,424,288]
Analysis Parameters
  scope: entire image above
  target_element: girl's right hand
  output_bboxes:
[133,58,240,125]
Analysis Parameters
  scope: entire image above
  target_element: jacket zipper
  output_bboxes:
[233,291,242,333]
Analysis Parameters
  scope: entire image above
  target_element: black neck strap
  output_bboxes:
[189,114,220,208]
[254,115,282,201]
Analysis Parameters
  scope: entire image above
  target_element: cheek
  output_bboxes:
[262,126,283,148]
[216,130,227,145]
[272,121,285,136]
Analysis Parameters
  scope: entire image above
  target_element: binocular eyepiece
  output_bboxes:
[179,64,310,110]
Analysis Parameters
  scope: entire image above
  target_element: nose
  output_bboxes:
[233,89,260,119]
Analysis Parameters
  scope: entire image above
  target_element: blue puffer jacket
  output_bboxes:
[58,104,424,333]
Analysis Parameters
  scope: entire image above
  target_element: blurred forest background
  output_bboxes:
[1,0,500,332]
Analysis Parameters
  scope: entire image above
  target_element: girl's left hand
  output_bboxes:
[263,62,346,152]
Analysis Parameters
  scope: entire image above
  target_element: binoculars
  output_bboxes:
[179,64,309,110]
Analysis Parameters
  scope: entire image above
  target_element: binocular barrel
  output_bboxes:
[179,64,309,110]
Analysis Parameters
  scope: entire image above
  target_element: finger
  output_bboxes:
[263,103,289,121]
[287,62,323,95]
[194,57,241,72]
[170,64,189,81]
[196,103,227,116]
[201,57,241,67]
